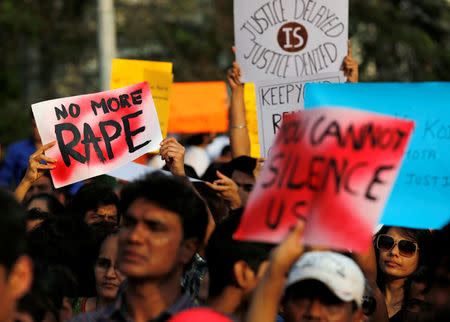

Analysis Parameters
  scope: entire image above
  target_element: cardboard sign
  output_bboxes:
[256,72,345,158]
[167,82,229,133]
[244,83,261,158]
[32,82,163,188]
[234,107,414,251]
[305,82,450,229]
[111,59,173,137]
[234,0,348,83]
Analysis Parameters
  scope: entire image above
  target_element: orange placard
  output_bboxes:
[167,82,229,133]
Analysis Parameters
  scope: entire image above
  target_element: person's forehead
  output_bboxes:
[100,235,119,256]
[127,198,181,223]
[96,204,117,215]
[386,227,416,242]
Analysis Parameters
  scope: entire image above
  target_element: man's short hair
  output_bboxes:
[120,173,208,243]
[0,187,27,271]
[206,210,273,297]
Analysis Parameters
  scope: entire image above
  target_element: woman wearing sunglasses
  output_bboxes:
[374,226,432,321]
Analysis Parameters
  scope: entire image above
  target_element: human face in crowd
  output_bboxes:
[94,234,125,301]
[27,198,50,213]
[231,170,255,206]
[84,204,118,225]
[282,281,361,322]
[118,198,188,279]
[23,176,53,202]
[377,227,419,279]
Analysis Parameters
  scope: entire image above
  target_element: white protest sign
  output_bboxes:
[256,72,345,157]
[234,0,348,83]
[32,82,163,188]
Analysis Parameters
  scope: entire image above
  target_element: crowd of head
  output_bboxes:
[0,53,448,322]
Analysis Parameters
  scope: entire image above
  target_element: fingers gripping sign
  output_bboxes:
[341,40,358,83]
[205,170,243,210]
[159,137,186,176]
[24,141,58,183]
[227,62,243,90]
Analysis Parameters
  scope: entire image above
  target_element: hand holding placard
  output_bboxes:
[159,137,186,177]
[14,141,57,202]
[234,107,414,252]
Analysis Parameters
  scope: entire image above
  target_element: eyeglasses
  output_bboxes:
[376,234,419,257]
[95,257,121,274]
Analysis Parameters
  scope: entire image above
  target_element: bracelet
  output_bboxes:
[230,125,247,129]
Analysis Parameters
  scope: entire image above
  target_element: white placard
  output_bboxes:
[256,72,345,157]
[234,0,348,83]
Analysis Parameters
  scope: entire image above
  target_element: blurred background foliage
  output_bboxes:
[0,0,449,156]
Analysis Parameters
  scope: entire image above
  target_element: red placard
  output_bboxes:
[234,107,414,252]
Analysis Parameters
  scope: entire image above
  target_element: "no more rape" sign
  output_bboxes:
[234,0,348,82]
[32,82,163,188]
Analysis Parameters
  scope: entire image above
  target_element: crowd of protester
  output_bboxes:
[0,43,448,322]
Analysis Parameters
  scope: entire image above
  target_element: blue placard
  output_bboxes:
[304,82,450,229]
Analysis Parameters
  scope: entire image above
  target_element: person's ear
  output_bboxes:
[233,260,256,291]
[179,238,199,265]
[7,255,33,300]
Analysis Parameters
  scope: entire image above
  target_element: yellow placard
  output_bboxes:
[244,83,260,159]
[110,59,173,138]
[143,70,173,138]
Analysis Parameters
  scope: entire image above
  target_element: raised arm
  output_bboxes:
[228,59,251,158]
[247,221,305,322]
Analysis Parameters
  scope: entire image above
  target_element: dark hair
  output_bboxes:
[27,215,98,297]
[219,156,257,178]
[0,188,27,271]
[186,133,209,146]
[18,263,78,321]
[206,209,273,297]
[68,182,120,224]
[93,229,120,264]
[374,226,432,292]
[120,172,209,243]
[26,193,65,215]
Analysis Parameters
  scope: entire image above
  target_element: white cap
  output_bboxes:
[286,251,365,308]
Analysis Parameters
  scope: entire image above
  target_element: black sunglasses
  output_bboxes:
[376,234,419,258]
